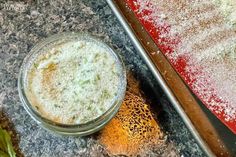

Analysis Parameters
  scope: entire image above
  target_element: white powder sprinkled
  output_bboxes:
[134,0,236,121]
[26,40,121,124]
[212,0,236,28]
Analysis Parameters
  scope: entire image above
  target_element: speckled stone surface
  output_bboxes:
[0,0,205,156]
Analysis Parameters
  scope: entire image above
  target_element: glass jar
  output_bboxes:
[18,32,127,136]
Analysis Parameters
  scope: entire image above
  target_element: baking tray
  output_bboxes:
[107,0,236,156]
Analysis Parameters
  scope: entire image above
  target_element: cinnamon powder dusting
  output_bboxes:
[99,74,164,156]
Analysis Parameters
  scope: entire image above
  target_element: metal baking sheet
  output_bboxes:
[107,0,236,156]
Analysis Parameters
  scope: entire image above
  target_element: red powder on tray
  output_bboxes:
[127,0,236,133]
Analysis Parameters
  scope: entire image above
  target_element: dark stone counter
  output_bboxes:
[0,0,204,156]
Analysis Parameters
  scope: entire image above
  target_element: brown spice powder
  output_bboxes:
[99,74,164,156]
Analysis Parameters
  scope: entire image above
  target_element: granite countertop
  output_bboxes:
[0,0,204,156]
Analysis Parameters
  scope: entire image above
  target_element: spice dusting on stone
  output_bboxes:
[26,39,121,124]
[99,74,166,156]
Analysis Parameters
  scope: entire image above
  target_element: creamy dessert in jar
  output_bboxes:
[25,36,123,125]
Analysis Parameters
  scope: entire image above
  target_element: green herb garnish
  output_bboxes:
[80,80,90,85]
[73,91,77,96]
[101,89,110,99]
[54,104,61,108]
[87,106,92,111]
[35,106,39,110]
[95,53,99,59]
[94,74,101,83]
[96,74,101,80]
[72,115,76,120]
[33,63,39,69]
[0,128,16,157]
[84,58,88,64]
